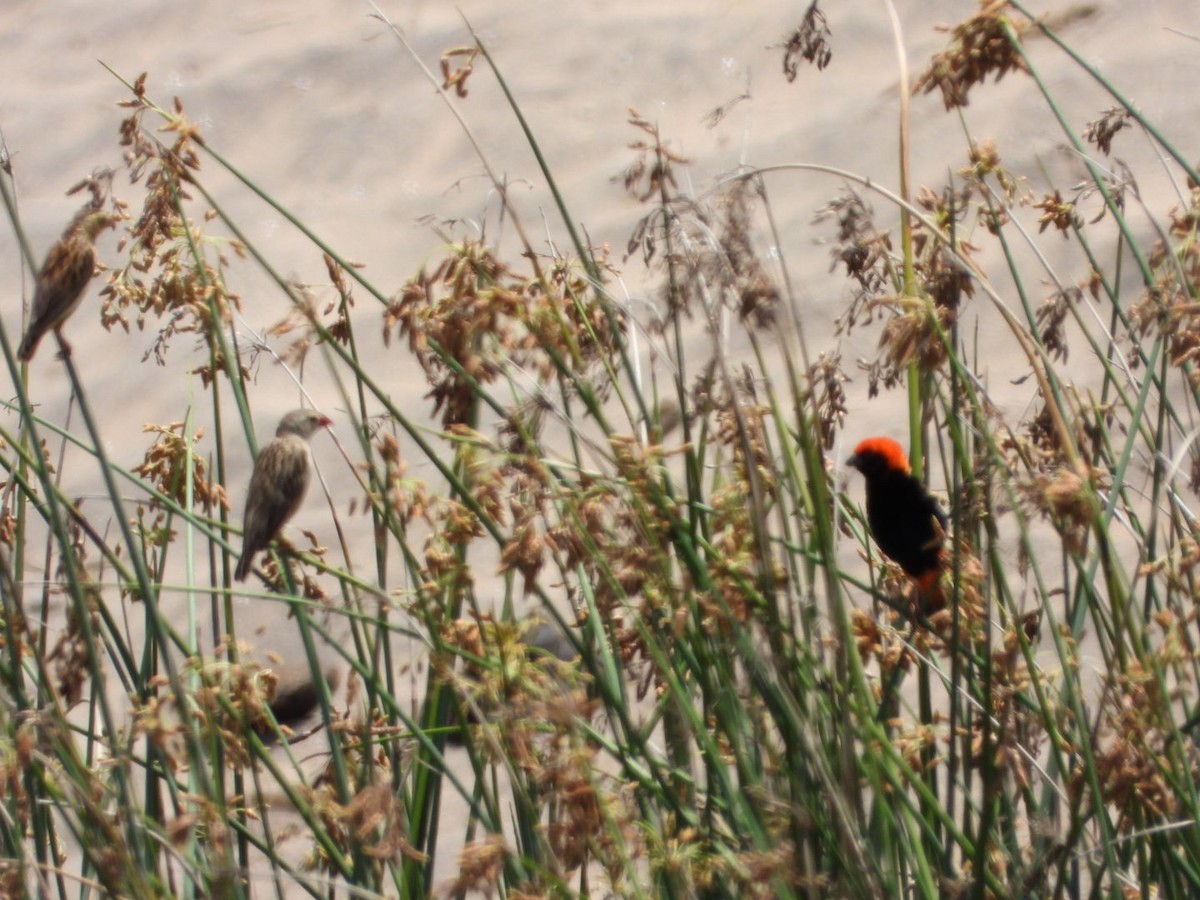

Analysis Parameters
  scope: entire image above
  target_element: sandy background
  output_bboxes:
[3,0,1200,893]
[3,0,1197,466]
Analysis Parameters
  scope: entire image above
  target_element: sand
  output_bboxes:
[3,0,1200,893]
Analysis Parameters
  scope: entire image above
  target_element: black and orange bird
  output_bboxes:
[847,436,948,603]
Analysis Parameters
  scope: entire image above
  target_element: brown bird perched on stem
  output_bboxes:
[847,436,948,605]
[235,409,332,582]
[17,206,117,362]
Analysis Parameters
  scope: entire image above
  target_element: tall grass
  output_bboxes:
[3,2,1200,897]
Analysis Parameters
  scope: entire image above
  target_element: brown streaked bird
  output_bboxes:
[17,206,116,362]
[235,409,332,582]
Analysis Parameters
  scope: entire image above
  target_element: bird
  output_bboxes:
[262,664,342,742]
[449,617,581,744]
[17,206,116,362]
[846,436,948,603]
[522,620,579,664]
[235,409,332,582]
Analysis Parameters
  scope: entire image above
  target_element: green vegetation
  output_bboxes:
[3,2,1200,897]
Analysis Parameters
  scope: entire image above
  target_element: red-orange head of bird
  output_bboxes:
[847,436,911,477]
